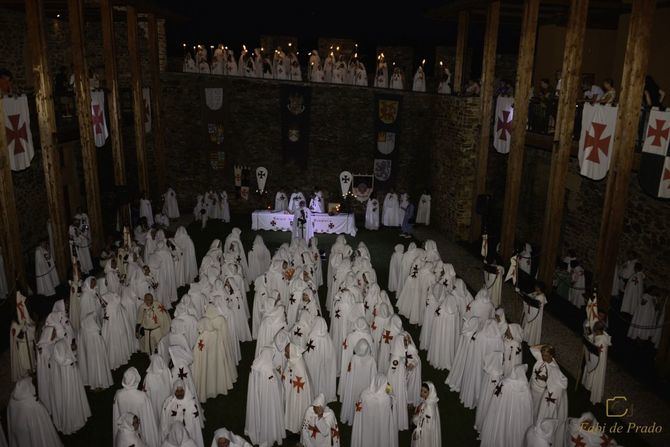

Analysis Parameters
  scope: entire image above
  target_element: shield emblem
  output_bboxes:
[377,131,396,155]
[374,159,391,181]
[205,88,223,110]
[640,108,670,198]
[256,166,268,193]
[379,99,399,124]
[353,175,374,202]
[288,127,300,142]
[339,171,352,196]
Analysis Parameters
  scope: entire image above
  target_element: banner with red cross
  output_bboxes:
[493,96,514,154]
[90,90,109,148]
[3,95,34,171]
[142,87,152,133]
[639,108,670,199]
[578,103,618,181]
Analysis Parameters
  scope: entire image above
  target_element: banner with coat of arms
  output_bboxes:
[3,95,35,171]
[578,103,618,181]
[639,108,670,199]
[374,93,402,190]
[280,85,311,168]
[352,174,374,202]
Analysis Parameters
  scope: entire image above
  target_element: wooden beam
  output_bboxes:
[25,0,68,277]
[595,0,656,310]
[127,5,149,196]
[0,97,25,291]
[68,0,103,254]
[100,0,125,186]
[147,13,166,194]
[537,0,589,287]
[453,10,469,93]
[470,1,500,242]
[500,0,540,260]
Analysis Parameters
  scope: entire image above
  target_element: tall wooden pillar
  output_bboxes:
[595,0,656,309]
[499,0,540,260]
[127,5,149,195]
[470,1,500,241]
[100,0,125,186]
[68,0,103,254]
[0,98,25,290]
[453,10,469,94]
[25,0,68,277]
[537,0,589,287]
[147,14,166,193]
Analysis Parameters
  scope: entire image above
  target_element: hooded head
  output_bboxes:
[354,317,369,333]
[354,338,371,357]
[422,381,439,404]
[122,367,141,390]
[116,412,138,433]
[11,377,37,402]
[371,373,389,394]
[311,317,328,337]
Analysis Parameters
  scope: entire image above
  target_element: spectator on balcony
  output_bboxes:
[464,78,481,96]
[643,75,666,108]
[598,78,616,105]
[0,68,14,95]
[583,80,604,103]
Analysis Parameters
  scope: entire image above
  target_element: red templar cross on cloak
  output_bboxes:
[92,104,104,135]
[497,110,512,141]
[197,339,205,351]
[647,119,669,147]
[584,122,611,164]
[6,114,27,155]
[292,376,306,393]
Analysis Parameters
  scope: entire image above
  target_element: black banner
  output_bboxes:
[374,93,402,190]
[281,85,311,168]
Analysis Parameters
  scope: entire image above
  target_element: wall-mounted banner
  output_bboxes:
[639,107,670,199]
[281,85,311,168]
[2,95,35,171]
[339,171,352,197]
[256,166,268,194]
[90,90,109,148]
[578,103,617,181]
[493,96,514,154]
[374,93,402,189]
[352,174,374,202]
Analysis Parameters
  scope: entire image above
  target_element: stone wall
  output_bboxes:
[159,73,435,210]
[486,145,670,292]
[430,96,482,240]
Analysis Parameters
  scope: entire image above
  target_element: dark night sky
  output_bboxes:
[160,0,520,74]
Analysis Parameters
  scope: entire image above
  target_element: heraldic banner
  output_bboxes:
[639,107,670,199]
[281,85,311,168]
[374,93,402,190]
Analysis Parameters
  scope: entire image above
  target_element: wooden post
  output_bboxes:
[0,97,26,290]
[127,5,149,195]
[68,0,103,254]
[595,0,656,309]
[453,10,469,94]
[25,0,68,277]
[537,0,589,288]
[470,1,500,241]
[147,14,166,194]
[100,0,125,186]
[499,0,540,260]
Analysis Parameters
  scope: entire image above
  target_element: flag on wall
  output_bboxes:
[493,96,514,154]
[142,87,152,133]
[640,108,670,198]
[3,95,35,171]
[578,103,618,181]
[90,90,108,148]
[374,93,402,189]
[281,85,311,168]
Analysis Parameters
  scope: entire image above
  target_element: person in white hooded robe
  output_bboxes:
[365,198,380,230]
[193,310,237,401]
[300,394,341,447]
[386,333,411,431]
[7,377,63,447]
[412,65,426,92]
[582,321,611,405]
[426,286,460,370]
[163,187,180,219]
[529,344,567,424]
[283,342,313,433]
[340,339,377,425]
[50,337,91,434]
[340,317,374,380]
[351,373,398,447]
[162,423,198,447]
[522,282,548,345]
[102,292,134,369]
[113,367,160,447]
[10,292,36,383]
[150,241,178,309]
[503,323,524,377]
[411,382,441,447]
[78,312,113,389]
[415,192,431,225]
[303,316,337,403]
[139,195,154,227]
[388,244,404,292]
[245,346,286,447]
[474,351,504,433]
[445,316,480,393]
[115,412,146,447]
[34,240,59,296]
[210,427,252,447]
[377,314,404,373]
[144,354,173,422]
[382,191,401,227]
[562,412,619,447]
[174,227,198,284]
[480,364,534,447]
[524,418,559,447]
[136,293,171,355]
[247,235,271,282]
[160,380,204,447]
